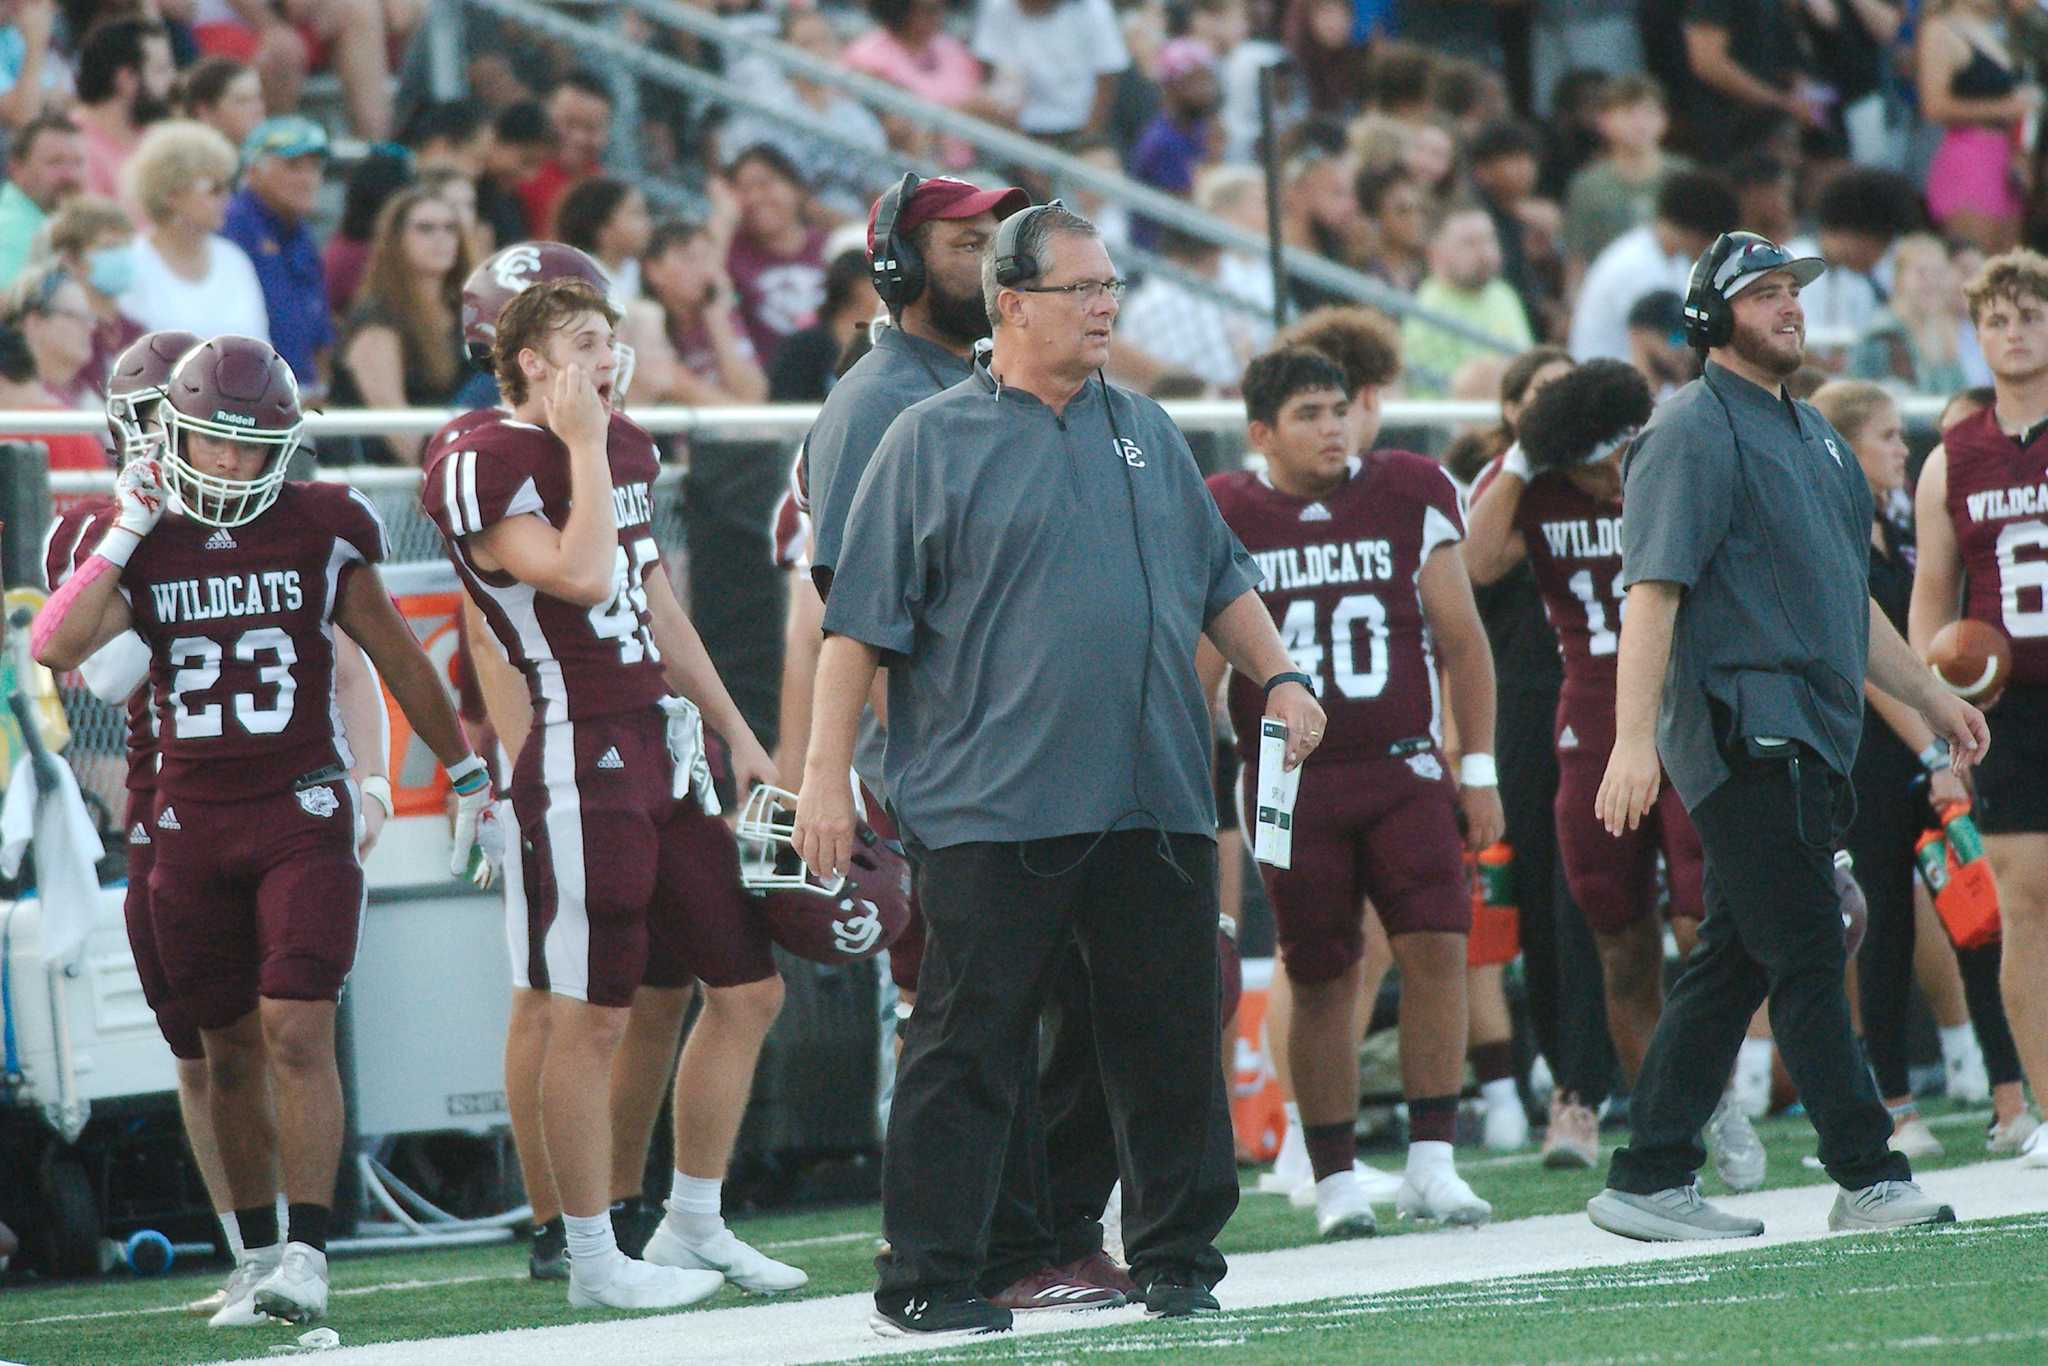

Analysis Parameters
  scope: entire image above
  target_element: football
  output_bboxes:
[1927,618,2013,708]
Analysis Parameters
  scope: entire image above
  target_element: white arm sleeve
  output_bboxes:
[77,630,151,704]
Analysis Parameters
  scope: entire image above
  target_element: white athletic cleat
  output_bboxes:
[184,1285,228,1316]
[1257,1119,1312,1196]
[1706,1093,1767,1193]
[1396,1167,1492,1227]
[1946,1038,1991,1104]
[1828,1180,1955,1232]
[1730,1051,1774,1120]
[2018,1126,2048,1169]
[1482,1092,1530,1152]
[1988,1109,2042,1154]
[1889,1116,1944,1160]
[207,1252,281,1327]
[251,1243,328,1325]
[1313,1170,1378,1239]
[568,1254,724,1310]
[1290,1159,1402,1208]
[643,1219,807,1294]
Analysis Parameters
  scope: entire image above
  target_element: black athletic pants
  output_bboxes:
[1610,744,1910,1194]
[877,831,1239,1300]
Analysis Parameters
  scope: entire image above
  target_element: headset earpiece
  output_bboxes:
[1682,232,1739,351]
[870,172,926,310]
[993,199,1060,288]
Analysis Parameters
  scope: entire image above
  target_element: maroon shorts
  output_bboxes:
[861,784,925,994]
[510,709,775,1008]
[122,792,202,1061]
[1554,705,1706,936]
[1242,751,1470,985]
[147,779,365,1032]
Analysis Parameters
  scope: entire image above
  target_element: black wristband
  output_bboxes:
[1264,670,1314,696]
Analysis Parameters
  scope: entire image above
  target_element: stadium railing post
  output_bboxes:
[0,441,52,590]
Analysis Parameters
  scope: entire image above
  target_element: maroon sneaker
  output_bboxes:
[989,1266,1126,1312]
[1057,1249,1139,1298]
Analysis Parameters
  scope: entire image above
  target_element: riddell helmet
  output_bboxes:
[461,240,633,397]
[106,329,201,464]
[735,785,911,966]
[161,335,303,529]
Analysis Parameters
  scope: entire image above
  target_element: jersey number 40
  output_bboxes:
[1279,592,1390,700]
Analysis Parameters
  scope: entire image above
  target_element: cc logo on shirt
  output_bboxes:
[1113,437,1146,469]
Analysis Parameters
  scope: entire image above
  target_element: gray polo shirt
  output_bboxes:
[822,366,1262,849]
[1621,361,1874,810]
[805,324,973,798]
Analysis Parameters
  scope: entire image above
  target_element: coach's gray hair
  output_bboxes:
[982,205,1101,326]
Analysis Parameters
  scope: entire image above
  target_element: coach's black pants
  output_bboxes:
[1609,744,1910,1195]
[877,831,1239,1299]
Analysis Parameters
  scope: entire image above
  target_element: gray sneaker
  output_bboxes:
[1706,1093,1767,1193]
[1587,1184,1765,1242]
[1828,1180,1956,1232]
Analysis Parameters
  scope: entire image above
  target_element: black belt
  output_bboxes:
[294,763,347,790]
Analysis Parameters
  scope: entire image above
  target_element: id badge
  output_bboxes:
[1252,718,1301,868]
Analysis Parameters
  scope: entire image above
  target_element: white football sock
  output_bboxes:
[1406,1139,1454,1178]
[1939,1022,1976,1063]
[218,1211,243,1264]
[1737,1038,1774,1078]
[564,1211,623,1278]
[1480,1077,1519,1109]
[665,1171,724,1242]
[1283,1101,1301,1126]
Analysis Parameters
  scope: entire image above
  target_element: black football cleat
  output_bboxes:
[529,1216,568,1281]
[1142,1268,1220,1318]
[870,1288,1014,1338]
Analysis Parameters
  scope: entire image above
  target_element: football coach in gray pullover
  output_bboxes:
[795,202,1325,1337]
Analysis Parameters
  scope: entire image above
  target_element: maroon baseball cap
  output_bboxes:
[866,177,1030,257]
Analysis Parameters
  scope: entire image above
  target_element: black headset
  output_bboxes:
[993,198,1063,288]
[869,172,927,309]
[1682,230,1809,351]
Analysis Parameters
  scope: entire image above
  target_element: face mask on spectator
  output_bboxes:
[87,243,136,297]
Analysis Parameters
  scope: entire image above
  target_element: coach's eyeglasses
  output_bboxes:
[1016,278,1127,303]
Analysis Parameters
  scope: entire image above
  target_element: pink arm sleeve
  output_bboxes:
[31,552,121,660]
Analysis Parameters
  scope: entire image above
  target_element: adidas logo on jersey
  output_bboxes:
[596,746,625,770]
[1559,725,1578,750]
[156,806,181,830]
[1299,502,1332,522]
[203,527,238,551]
[128,822,150,845]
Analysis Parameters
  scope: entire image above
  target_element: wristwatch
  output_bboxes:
[1264,670,1315,696]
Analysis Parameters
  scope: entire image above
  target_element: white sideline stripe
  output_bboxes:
[13,1274,514,1327]
[242,1160,2048,1366]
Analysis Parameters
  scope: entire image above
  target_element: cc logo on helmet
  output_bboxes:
[492,244,544,291]
[832,898,886,957]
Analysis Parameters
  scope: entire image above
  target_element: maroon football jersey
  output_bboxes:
[770,445,809,571]
[1210,450,1465,763]
[43,499,156,792]
[118,483,388,801]
[422,410,669,724]
[1510,470,1627,713]
[1942,408,2048,686]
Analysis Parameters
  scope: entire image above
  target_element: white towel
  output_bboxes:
[0,753,107,966]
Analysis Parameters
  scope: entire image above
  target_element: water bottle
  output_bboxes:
[1466,843,1519,967]
[1928,801,2001,949]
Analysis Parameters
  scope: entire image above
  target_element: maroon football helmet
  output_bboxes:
[462,241,611,365]
[161,334,304,528]
[736,785,912,966]
[106,329,201,463]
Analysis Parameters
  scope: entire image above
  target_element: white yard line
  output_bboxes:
[269,1159,2048,1366]
[12,1273,519,1328]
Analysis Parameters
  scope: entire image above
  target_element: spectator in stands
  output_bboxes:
[178,55,266,150]
[716,10,888,224]
[1401,203,1535,396]
[1678,0,1828,158]
[1355,164,1428,294]
[5,262,94,406]
[42,193,141,399]
[1567,167,1736,361]
[191,0,410,142]
[1789,167,1925,354]
[475,101,546,254]
[323,145,414,320]
[555,176,653,312]
[420,165,486,263]
[222,114,333,396]
[1527,0,1644,119]
[768,249,877,402]
[331,187,471,464]
[1537,67,1611,200]
[843,0,1001,170]
[519,69,612,238]
[1727,151,1796,247]
[974,0,1130,145]
[1623,288,1696,398]
[71,16,176,201]
[1562,76,1688,283]
[1280,147,1366,312]
[1804,0,1902,171]
[1062,136,1135,256]
[723,143,827,370]
[1116,224,1269,390]
[1130,39,1220,201]
[118,120,267,341]
[1,0,67,132]
[0,112,83,282]
[1429,58,1511,144]
[406,101,488,180]
[1195,162,1276,316]
[622,215,768,406]
[1850,234,1968,396]
[1286,0,1374,118]
[1216,0,1297,162]
[1468,119,1558,327]
[1917,0,2039,253]
[0,316,112,470]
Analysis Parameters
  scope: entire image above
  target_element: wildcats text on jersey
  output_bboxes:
[147,571,305,624]
[1965,483,2048,523]
[1253,538,1396,593]
[610,481,653,529]
[1540,516,1624,560]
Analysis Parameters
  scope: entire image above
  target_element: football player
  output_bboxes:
[32,334,492,1326]
[39,330,400,1322]
[1908,250,2048,1165]
[1464,360,1772,1186]
[421,278,798,1309]
[1200,346,1504,1239]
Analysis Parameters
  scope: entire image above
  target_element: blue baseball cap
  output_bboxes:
[241,115,330,167]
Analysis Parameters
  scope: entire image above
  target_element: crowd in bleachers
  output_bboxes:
[0,0,2040,464]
